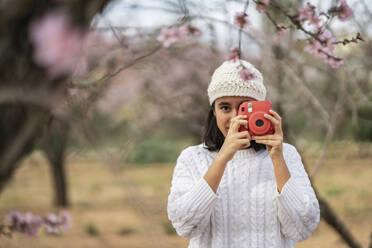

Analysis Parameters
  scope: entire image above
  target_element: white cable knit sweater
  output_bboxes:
[167,143,320,248]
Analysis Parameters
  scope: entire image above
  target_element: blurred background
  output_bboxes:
[0,0,371,247]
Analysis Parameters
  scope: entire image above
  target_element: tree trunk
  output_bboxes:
[273,44,362,248]
[49,153,69,207]
[0,0,112,201]
[0,107,48,193]
[317,195,362,248]
[43,119,70,207]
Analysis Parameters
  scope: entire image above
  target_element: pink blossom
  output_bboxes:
[234,12,250,29]
[304,41,317,54]
[238,68,256,81]
[157,25,200,48]
[304,37,343,68]
[44,213,61,235]
[256,0,270,13]
[43,211,72,235]
[256,4,266,13]
[298,3,316,22]
[319,30,336,50]
[305,39,328,59]
[324,56,344,68]
[7,211,24,225]
[338,0,353,21]
[309,15,321,25]
[179,24,201,36]
[157,27,181,47]
[227,47,240,62]
[29,11,87,78]
[60,211,72,230]
[7,211,43,237]
[6,210,72,237]
[275,24,287,36]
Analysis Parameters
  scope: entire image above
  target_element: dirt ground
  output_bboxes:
[0,145,371,248]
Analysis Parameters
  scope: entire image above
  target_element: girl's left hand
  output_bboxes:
[252,109,284,159]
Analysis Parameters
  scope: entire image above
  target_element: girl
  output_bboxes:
[167,60,320,248]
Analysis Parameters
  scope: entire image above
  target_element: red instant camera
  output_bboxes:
[238,100,275,136]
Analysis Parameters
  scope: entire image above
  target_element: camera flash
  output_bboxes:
[248,102,253,113]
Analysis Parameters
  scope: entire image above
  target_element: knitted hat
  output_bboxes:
[207,60,266,105]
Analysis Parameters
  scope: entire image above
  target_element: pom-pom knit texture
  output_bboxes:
[207,60,267,105]
[167,143,320,248]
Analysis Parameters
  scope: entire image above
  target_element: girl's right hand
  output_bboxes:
[218,115,251,162]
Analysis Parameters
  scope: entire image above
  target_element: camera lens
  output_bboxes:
[255,119,264,127]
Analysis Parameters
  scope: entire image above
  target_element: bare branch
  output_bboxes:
[0,87,52,109]
[333,32,364,45]
[281,65,331,123]
[0,109,47,176]
[310,79,347,178]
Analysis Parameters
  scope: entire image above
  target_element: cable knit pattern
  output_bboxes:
[207,60,266,105]
[167,143,320,248]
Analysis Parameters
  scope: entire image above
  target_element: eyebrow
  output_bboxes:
[217,102,231,106]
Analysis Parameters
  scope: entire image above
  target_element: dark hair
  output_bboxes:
[202,102,266,152]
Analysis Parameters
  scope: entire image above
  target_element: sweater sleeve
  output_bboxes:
[167,148,218,239]
[275,144,320,242]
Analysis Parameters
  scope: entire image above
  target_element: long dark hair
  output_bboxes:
[202,102,266,152]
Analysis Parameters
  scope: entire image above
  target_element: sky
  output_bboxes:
[96,0,370,57]
[100,0,366,29]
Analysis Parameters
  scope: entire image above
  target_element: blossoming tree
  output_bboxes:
[0,0,370,247]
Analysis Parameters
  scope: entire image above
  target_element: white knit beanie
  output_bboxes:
[207,60,266,105]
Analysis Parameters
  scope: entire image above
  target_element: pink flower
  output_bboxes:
[7,211,43,237]
[157,26,181,47]
[324,56,344,68]
[23,213,43,237]
[227,47,240,62]
[256,0,270,13]
[157,25,201,48]
[29,11,87,78]
[67,88,79,97]
[238,68,256,81]
[305,39,329,59]
[338,0,353,21]
[304,41,317,54]
[44,213,61,235]
[256,4,266,13]
[234,12,250,29]
[304,36,343,69]
[319,30,336,50]
[309,15,321,25]
[5,210,72,237]
[43,211,72,235]
[275,24,287,36]
[298,3,316,22]
[179,24,201,36]
[60,211,72,230]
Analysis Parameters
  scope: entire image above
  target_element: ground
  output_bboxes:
[0,143,371,248]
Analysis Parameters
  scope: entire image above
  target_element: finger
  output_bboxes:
[269,109,282,121]
[240,142,251,149]
[231,119,248,132]
[264,114,282,134]
[229,115,247,129]
[233,115,247,121]
[253,134,277,140]
[264,114,280,126]
[238,139,251,146]
[255,140,280,146]
[236,131,251,140]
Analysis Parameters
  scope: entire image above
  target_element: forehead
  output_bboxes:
[215,96,256,105]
